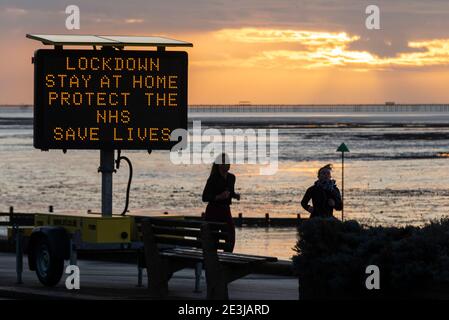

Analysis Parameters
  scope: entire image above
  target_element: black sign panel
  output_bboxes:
[33,49,188,150]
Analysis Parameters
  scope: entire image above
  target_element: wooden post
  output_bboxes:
[9,206,23,284]
[15,228,23,284]
[201,223,228,299]
[142,220,169,297]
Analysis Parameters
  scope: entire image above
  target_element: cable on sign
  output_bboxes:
[115,150,133,216]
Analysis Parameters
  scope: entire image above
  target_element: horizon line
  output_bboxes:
[2,103,449,107]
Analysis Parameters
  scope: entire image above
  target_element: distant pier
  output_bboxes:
[189,104,449,113]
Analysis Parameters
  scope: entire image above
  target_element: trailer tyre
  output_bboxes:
[34,237,64,287]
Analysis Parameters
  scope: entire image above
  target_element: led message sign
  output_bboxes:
[33,49,187,150]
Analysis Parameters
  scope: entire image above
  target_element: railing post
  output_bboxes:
[238,213,243,227]
[15,227,23,284]
[9,206,23,284]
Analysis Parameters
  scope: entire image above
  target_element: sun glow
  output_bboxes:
[191,28,449,71]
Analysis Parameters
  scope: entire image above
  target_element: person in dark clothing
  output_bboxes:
[301,164,342,218]
[202,153,240,252]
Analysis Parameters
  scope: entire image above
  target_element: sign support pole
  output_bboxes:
[100,150,114,217]
[341,151,344,221]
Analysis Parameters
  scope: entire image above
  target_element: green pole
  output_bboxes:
[336,143,349,221]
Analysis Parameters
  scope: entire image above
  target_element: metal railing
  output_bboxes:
[0,207,38,284]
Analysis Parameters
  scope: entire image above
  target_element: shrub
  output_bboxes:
[293,218,449,299]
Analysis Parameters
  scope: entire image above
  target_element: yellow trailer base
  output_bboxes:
[34,213,132,244]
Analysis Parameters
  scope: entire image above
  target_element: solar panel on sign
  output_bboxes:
[26,34,193,47]
[99,35,193,47]
[26,34,117,45]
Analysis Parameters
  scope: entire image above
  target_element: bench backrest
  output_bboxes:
[141,217,232,252]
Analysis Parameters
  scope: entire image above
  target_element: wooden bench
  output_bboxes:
[141,217,279,299]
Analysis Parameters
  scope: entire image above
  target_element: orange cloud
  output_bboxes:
[5,7,28,15]
[191,28,449,71]
[125,18,144,24]
[214,28,358,47]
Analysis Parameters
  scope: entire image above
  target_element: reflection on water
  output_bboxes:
[234,227,298,260]
[2,106,449,259]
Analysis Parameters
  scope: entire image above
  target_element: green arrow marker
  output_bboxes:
[337,142,350,153]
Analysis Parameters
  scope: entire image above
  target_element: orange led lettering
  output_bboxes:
[48,92,58,105]
[81,75,91,88]
[69,75,79,88]
[100,76,110,89]
[113,128,123,141]
[54,127,64,140]
[149,128,159,141]
[168,93,177,107]
[78,57,88,70]
[162,128,171,141]
[168,76,178,89]
[46,74,55,88]
[91,57,100,70]
[66,57,75,70]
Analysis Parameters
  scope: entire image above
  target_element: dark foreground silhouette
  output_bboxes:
[294,218,449,299]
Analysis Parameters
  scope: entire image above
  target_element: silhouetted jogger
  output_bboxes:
[202,153,240,252]
[301,164,342,218]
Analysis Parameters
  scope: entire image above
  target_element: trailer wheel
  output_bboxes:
[35,237,64,286]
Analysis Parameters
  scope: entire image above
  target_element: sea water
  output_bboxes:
[1,106,449,259]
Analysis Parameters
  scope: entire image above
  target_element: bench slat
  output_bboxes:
[153,226,201,238]
[155,236,202,248]
[160,251,203,261]
[168,247,277,262]
[144,217,228,230]
[217,252,278,263]
[165,247,276,263]
[155,236,229,251]
[160,251,254,265]
[152,226,229,240]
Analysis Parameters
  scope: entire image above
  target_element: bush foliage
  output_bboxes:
[293,218,449,299]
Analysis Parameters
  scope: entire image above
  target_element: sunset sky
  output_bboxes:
[2,0,449,104]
